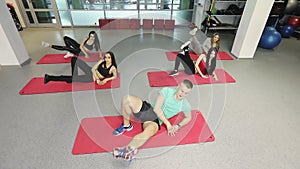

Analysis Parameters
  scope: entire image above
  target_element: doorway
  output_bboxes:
[20,0,60,27]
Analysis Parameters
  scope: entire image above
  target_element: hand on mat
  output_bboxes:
[200,74,208,78]
[93,75,97,82]
[97,79,107,85]
[167,125,178,136]
[84,53,90,58]
[213,75,218,81]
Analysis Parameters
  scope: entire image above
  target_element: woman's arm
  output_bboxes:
[80,37,89,58]
[91,59,104,81]
[96,66,118,85]
[212,71,218,81]
[95,46,102,58]
[195,54,208,78]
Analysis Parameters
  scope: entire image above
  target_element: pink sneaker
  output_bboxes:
[113,146,127,159]
[123,146,138,161]
[112,146,138,162]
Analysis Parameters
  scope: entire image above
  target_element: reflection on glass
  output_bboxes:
[140,10,171,20]
[172,10,192,25]
[26,11,34,23]
[32,0,52,9]
[36,11,56,23]
[105,10,138,18]
[59,11,72,26]
[55,0,68,9]
[22,0,193,26]
[71,11,104,25]
[22,0,29,9]
[71,0,84,9]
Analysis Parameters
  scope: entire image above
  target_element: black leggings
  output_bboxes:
[51,36,81,55]
[47,57,93,83]
[174,53,195,75]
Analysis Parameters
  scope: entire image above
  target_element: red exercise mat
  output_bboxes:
[36,52,104,64]
[72,110,214,155]
[19,76,120,95]
[165,51,234,61]
[147,69,236,87]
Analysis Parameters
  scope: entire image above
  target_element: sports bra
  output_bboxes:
[84,42,94,50]
[97,61,113,78]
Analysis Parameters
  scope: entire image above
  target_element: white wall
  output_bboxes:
[0,0,30,66]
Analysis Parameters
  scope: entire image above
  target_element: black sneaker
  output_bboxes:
[44,74,50,84]
[169,70,179,76]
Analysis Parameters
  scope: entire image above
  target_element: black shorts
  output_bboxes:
[133,101,160,130]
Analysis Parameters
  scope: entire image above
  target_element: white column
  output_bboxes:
[0,0,30,66]
[231,0,275,59]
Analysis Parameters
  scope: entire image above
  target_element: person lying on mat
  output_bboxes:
[42,31,101,59]
[44,51,117,85]
[189,28,220,55]
[169,38,219,80]
[112,79,193,161]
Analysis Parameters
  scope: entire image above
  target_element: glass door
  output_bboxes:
[20,0,59,27]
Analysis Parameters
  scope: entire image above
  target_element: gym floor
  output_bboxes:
[0,27,299,169]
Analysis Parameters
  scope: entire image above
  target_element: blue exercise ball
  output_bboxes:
[280,25,295,38]
[259,30,282,49]
[264,26,276,33]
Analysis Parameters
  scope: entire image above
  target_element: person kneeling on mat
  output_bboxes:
[169,37,219,80]
[44,51,117,85]
[112,79,193,161]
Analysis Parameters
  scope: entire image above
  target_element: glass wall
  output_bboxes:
[53,0,193,27]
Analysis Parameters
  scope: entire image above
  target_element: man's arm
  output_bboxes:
[153,94,172,129]
[175,111,192,130]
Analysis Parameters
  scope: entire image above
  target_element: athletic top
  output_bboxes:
[206,47,218,75]
[153,87,191,125]
[97,61,113,78]
[84,42,94,50]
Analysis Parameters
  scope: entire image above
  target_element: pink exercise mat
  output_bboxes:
[19,75,120,95]
[165,51,234,61]
[147,69,236,87]
[72,110,215,155]
[37,52,104,64]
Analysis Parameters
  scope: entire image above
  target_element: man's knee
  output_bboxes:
[122,95,132,106]
[143,122,159,136]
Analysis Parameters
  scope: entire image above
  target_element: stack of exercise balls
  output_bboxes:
[280,16,300,38]
[279,0,299,38]
[259,26,282,49]
[259,0,299,49]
